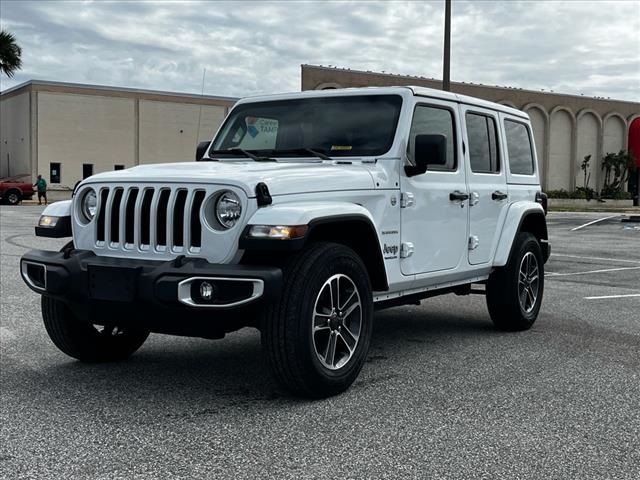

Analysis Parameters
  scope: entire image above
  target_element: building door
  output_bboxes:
[400,101,468,276]
[50,163,61,184]
[460,105,508,265]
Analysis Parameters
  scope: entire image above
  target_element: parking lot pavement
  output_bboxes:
[1,207,639,480]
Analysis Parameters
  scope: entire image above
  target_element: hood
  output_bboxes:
[82,160,376,197]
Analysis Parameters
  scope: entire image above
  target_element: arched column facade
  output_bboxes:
[575,109,603,191]
[523,103,549,189]
[548,106,576,191]
[315,82,343,90]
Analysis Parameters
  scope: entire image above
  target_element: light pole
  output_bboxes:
[443,0,451,91]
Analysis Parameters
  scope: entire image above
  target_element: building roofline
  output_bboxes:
[1,79,239,103]
[301,64,640,106]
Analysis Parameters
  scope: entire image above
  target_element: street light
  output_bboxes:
[443,0,451,91]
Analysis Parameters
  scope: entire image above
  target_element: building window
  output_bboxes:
[82,163,94,179]
[504,120,535,175]
[114,164,125,171]
[466,113,500,173]
[407,105,456,171]
[50,163,61,184]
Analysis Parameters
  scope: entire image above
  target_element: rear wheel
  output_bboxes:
[42,296,149,362]
[486,232,544,331]
[261,242,373,398]
[5,190,21,205]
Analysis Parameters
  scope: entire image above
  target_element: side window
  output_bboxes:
[504,120,534,175]
[465,112,499,173]
[407,105,456,170]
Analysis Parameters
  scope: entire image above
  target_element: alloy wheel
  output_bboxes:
[518,251,540,313]
[312,274,362,370]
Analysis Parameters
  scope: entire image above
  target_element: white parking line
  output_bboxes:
[570,215,619,231]
[546,266,640,277]
[551,253,640,264]
[584,294,640,300]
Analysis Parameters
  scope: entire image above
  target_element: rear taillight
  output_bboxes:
[535,191,548,215]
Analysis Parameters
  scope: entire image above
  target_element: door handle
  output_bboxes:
[449,190,470,202]
[492,191,508,201]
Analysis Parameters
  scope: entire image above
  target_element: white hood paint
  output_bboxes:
[82,161,377,197]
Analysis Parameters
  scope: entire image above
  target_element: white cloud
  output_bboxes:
[0,0,638,101]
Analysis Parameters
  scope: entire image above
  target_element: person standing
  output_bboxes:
[33,174,47,205]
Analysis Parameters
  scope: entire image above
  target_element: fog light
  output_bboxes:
[199,281,214,301]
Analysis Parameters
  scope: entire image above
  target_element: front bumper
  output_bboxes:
[21,249,282,336]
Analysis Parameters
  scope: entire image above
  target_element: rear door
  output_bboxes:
[400,100,468,275]
[460,105,509,265]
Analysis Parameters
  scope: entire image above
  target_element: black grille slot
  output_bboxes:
[124,188,138,245]
[156,189,170,247]
[172,189,188,247]
[190,190,205,248]
[140,189,153,246]
[96,189,109,242]
[110,188,124,243]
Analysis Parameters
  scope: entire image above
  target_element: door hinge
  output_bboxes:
[468,236,479,250]
[400,192,415,208]
[400,242,414,258]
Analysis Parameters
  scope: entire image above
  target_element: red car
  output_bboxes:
[0,174,35,205]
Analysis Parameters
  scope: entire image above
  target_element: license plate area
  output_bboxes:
[88,265,140,302]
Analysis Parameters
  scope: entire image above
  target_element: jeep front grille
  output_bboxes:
[95,186,206,252]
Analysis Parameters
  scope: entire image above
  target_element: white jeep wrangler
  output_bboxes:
[21,87,549,398]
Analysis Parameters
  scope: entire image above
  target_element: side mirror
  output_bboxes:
[196,141,210,161]
[404,134,447,177]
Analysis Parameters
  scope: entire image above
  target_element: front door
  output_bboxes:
[400,100,468,276]
[460,105,508,265]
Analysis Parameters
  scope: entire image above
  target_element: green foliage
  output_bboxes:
[546,188,632,200]
[601,150,637,198]
[0,30,22,78]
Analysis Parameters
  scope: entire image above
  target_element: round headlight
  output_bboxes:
[215,191,242,229]
[81,189,98,221]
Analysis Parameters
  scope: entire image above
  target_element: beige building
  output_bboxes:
[2,71,639,195]
[0,80,237,190]
[302,65,640,192]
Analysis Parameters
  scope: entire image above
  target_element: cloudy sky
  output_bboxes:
[1,0,639,101]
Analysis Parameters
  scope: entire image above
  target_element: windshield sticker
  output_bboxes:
[245,117,278,138]
[331,145,353,151]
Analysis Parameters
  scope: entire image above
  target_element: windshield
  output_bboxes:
[211,95,402,158]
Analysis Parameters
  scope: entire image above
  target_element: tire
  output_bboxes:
[261,242,373,398]
[486,232,544,331]
[5,190,21,205]
[42,296,149,362]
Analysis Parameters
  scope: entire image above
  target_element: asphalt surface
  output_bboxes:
[1,206,639,480]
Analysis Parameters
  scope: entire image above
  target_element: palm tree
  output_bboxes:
[0,30,23,78]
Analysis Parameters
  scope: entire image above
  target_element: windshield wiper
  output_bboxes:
[208,149,276,162]
[260,148,333,160]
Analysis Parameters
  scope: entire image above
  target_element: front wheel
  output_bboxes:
[486,232,544,331]
[42,296,149,362]
[261,242,373,398]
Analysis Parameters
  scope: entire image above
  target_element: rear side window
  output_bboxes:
[504,120,534,175]
[407,105,456,170]
[465,113,499,173]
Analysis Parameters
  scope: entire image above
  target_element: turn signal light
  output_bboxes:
[247,225,308,240]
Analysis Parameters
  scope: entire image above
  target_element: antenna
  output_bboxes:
[196,68,207,147]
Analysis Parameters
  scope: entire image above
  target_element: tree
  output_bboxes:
[0,30,23,78]
[601,150,637,198]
